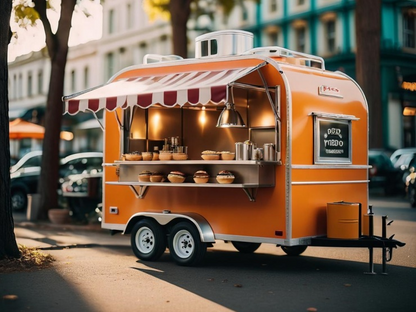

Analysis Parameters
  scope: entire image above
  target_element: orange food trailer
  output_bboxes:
[63,30,404,271]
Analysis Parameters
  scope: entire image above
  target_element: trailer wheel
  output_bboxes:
[131,219,166,261]
[168,222,207,266]
[231,241,261,253]
[281,245,307,256]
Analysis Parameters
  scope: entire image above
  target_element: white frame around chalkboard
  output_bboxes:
[313,115,352,164]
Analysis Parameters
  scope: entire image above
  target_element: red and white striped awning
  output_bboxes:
[63,63,265,115]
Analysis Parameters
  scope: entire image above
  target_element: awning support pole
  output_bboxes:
[86,109,105,132]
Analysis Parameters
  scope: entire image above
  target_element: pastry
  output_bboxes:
[168,171,186,183]
[172,153,188,160]
[138,170,152,182]
[216,170,235,184]
[220,151,235,160]
[150,171,164,182]
[193,170,209,184]
[124,152,142,161]
[202,150,219,155]
[201,150,220,160]
[142,152,153,161]
[159,151,173,160]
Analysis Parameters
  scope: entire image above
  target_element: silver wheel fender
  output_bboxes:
[125,212,215,243]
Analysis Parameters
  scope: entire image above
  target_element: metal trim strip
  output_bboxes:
[292,180,369,185]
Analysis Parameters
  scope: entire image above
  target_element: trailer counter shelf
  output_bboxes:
[104,160,277,201]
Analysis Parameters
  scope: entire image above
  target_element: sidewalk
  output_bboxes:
[12,211,105,250]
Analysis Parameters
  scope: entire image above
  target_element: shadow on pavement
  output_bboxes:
[0,269,96,312]
[131,249,416,312]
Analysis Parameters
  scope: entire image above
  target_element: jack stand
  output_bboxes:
[364,205,376,274]
[365,247,376,275]
[381,215,390,275]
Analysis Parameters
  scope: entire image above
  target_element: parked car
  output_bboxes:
[10,151,103,211]
[368,150,402,195]
[61,171,102,223]
[390,147,416,168]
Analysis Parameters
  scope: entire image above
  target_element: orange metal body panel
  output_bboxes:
[101,56,368,244]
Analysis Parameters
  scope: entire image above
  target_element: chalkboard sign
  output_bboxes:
[314,117,351,164]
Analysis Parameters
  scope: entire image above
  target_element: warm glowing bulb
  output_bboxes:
[199,111,206,125]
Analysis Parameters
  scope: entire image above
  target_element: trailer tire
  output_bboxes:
[131,219,166,261]
[281,245,307,256]
[168,222,206,266]
[231,241,261,253]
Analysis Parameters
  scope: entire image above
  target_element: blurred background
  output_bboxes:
[7,0,416,218]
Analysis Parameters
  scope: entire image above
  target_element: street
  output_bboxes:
[2,195,415,312]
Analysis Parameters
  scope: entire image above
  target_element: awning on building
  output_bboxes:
[63,62,266,115]
[9,118,44,139]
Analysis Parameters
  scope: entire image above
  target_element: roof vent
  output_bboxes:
[143,54,183,64]
[195,30,253,58]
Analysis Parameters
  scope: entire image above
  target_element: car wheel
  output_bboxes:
[281,245,308,256]
[11,189,27,211]
[131,219,166,261]
[168,222,207,266]
[231,241,261,253]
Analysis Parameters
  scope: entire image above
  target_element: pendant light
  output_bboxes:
[216,86,246,128]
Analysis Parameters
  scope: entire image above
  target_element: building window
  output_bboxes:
[13,74,17,99]
[242,8,248,21]
[295,27,306,52]
[37,70,43,94]
[109,9,115,34]
[403,10,416,49]
[267,31,279,46]
[106,52,115,80]
[71,70,76,92]
[27,72,33,97]
[84,66,89,89]
[270,0,278,12]
[325,20,336,53]
[138,43,148,64]
[297,0,305,6]
[18,73,23,98]
[127,3,133,29]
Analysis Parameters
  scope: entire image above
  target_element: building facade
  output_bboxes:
[230,0,416,149]
[8,0,416,153]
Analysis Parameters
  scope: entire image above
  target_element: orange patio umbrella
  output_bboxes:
[9,118,44,140]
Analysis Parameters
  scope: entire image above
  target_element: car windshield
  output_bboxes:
[61,156,103,177]
[394,153,416,168]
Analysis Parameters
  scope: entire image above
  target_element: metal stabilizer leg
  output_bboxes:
[364,206,376,274]
[365,247,376,275]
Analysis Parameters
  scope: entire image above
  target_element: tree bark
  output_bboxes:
[169,0,192,58]
[355,0,383,148]
[33,0,77,219]
[0,0,20,259]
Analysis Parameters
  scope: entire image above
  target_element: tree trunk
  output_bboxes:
[0,0,20,259]
[169,0,192,58]
[355,0,383,148]
[34,0,76,219]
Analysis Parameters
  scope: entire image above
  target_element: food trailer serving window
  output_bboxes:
[312,113,358,164]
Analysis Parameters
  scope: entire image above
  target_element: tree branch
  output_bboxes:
[33,0,56,58]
